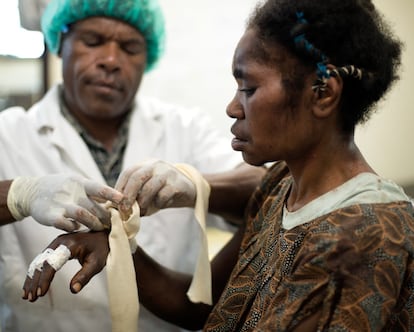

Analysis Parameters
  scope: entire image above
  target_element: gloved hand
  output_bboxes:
[116,159,197,216]
[7,174,124,231]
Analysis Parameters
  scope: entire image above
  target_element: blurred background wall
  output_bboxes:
[1,0,413,191]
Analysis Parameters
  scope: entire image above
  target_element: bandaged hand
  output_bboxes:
[116,160,197,216]
[7,174,124,231]
[22,231,109,302]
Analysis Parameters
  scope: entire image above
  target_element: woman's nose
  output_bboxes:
[226,95,244,119]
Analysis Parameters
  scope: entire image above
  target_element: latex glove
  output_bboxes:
[116,159,196,216]
[7,174,124,231]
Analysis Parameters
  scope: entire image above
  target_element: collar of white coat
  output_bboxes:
[31,84,165,137]
[27,84,165,181]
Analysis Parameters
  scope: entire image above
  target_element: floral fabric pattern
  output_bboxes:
[204,162,414,331]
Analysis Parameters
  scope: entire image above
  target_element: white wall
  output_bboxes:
[142,0,414,185]
[355,0,414,185]
[0,58,42,94]
[140,0,257,138]
[45,0,414,186]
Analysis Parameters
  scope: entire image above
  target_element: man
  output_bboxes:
[0,0,263,331]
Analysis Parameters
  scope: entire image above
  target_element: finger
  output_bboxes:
[23,248,53,301]
[154,186,176,209]
[22,270,41,302]
[23,238,73,301]
[83,180,124,205]
[22,257,56,302]
[63,204,105,231]
[114,165,139,191]
[137,176,165,212]
[69,259,106,294]
[53,216,81,232]
[33,208,80,232]
[22,277,32,300]
[115,158,159,190]
[77,197,112,229]
[122,167,152,207]
[36,262,58,297]
[23,262,57,302]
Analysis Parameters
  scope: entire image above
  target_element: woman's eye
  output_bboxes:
[238,88,256,97]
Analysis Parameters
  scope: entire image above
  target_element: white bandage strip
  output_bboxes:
[175,164,212,305]
[27,245,71,278]
[106,202,141,332]
[106,163,212,332]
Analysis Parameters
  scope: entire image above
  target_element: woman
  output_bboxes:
[22,0,414,331]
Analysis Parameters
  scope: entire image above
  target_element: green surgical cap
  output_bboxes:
[41,0,165,71]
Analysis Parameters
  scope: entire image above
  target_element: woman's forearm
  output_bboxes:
[133,224,245,330]
[204,163,266,225]
[133,246,212,330]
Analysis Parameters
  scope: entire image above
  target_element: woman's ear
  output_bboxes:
[311,65,343,119]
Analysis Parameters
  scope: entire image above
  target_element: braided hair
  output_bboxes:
[247,0,402,133]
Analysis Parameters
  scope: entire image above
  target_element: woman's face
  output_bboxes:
[227,28,317,166]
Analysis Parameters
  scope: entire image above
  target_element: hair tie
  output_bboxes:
[330,65,364,80]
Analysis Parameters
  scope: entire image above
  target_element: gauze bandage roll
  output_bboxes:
[106,202,140,332]
[175,164,212,305]
[106,163,212,332]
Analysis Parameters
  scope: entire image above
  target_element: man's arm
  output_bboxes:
[0,175,124,230]
[204,163,266,225]
[117,160,266,224]
[0,180,14,226]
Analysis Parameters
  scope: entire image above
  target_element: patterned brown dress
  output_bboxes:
[204,162,414,331]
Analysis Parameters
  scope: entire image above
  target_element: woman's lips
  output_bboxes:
[230,125,247,151]
[231,136,246,151]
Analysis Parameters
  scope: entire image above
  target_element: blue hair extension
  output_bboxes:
[293,11,330,93]
[292,12,367,93]
[316,59,329,80]
[296,11,307,24]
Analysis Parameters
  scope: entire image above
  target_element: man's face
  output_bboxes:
[60,17,147,120]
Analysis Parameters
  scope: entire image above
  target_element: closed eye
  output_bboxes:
[80,32,103,47]
[238,87,256,97]
[121,41,146,55]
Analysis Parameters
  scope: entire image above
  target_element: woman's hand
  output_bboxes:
[22,231,109,302]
